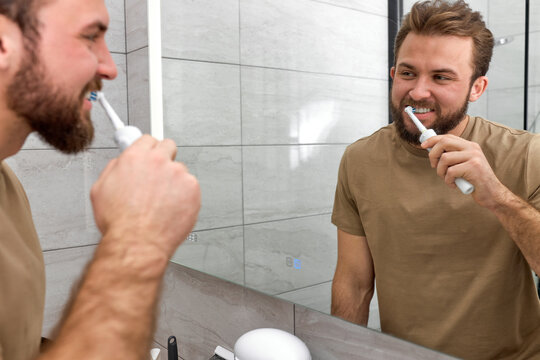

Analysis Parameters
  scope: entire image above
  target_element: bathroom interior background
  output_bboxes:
[4,0,539,338]
[160,0,540,330]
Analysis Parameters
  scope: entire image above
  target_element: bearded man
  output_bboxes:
[331,1,540,359]
[0,1,200,359]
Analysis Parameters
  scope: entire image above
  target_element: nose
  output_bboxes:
[408,76,431,100]
[97,42,118,80]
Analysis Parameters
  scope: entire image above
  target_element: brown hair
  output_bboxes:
[394,0,494,81]
[0,0,46,41]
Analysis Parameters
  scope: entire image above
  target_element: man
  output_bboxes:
[0,0,200,359]
[331,1,540,359]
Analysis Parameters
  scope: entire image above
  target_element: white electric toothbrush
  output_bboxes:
[404,106,475,195]
[90,91,142,151]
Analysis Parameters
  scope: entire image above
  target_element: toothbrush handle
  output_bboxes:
[115,126,143,151]
[454,177,475,195]
[421,130,475,195]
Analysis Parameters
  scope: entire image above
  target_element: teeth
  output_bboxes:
[413,107,432,114]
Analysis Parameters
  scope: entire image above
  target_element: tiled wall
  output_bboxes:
[153,0,389,329]
[5,0,128,337]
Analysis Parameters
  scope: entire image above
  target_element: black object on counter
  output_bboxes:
[168,336,178,360]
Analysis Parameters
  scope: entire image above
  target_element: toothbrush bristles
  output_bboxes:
[89,91,98,101]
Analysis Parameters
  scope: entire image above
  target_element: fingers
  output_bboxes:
[155,138,178,161]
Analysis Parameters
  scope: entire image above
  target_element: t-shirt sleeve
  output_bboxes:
[527,134,540,210]
[331,147,365,236]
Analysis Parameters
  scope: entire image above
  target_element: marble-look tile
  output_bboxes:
[241,67,387,145]
[42,246,96,338]
[488,87,525,130]
[125,0,148,53]
[176,146,243,230]
[161,0,239,63]
[488,0,525,38]
[530,32,540,87]
[294,305,457,360]
[312,0,386,16]
[6,149,118,251]
[532,3,540,32]
[127,47,152,135]
[162,60,241,146]
[170,226,244,285]
[155,263,294,360]
[277,281,333,314]
[488,33,525,90]
[22,53,128,150]
[244,215,337,294]
[105,0,126,53]
[240,0,387,79]
[243,144,346,223]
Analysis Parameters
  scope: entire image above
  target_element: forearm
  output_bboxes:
[489,188,540,274]
[331,278,373,326]
[40,231,169,360]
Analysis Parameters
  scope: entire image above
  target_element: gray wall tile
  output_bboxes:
[488,33,525,91]
[312,0,387,16]
[243,145,345,223]
[42,246,96,338]
[240,0,387,78]
[488,87,524,129]
[105,0,126,53]
[155,263,294,360]
[488,0,525,38]
[177,146,243,230]
[161,0,239,63]
[127,47,152,134]
[294,305,457,360]
[163,60,241,146]
[171,226,244,285]
[6,149,117,251]
[277,281,332,314]
[241,67,387,145]
[126,0,148,52]
[244,215,336,294]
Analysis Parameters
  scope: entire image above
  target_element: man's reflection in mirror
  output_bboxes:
[331,1,540,358]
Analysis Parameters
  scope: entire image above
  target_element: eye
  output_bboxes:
[399,70,415,78]
[434,74,451,81]
[82,33,99,43]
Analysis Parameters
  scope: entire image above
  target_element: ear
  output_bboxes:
[390,66,396,80]
[468,76,488,102]
[0,15,23,71]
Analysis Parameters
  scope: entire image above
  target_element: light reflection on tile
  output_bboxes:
[6,149,117,251]
[161,0,239,63]
[244,214,337,294]
[240,0,387,78]
[241,67,387,145]
[171,226,244,285]
[243,144,346,224]
[176,146,243,230]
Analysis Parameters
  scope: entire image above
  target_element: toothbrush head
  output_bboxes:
[89,91,98,102]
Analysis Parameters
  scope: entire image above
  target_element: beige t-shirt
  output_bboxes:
[332,116,540,360]
[0,161,45,360]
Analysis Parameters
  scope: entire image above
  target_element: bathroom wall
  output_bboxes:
[4,0,128,336]
[145,0,389,328]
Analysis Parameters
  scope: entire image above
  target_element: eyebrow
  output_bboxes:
[82,21,108,33]
[397,62,458,76]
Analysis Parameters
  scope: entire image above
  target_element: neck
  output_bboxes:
[0,106,32,161]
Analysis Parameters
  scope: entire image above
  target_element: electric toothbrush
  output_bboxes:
[90,91,142,151]
[404,106,475,195]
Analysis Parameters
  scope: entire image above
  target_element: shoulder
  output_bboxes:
[344,124,395,159]
[469,116,536,153]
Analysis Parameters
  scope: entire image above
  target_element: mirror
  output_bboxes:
[151,0,538,350]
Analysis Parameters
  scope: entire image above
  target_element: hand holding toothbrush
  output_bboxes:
[405,106,509,208]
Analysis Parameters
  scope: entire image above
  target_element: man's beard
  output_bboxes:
[390,91,470,145]
[6,50,101,154]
